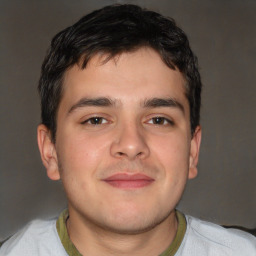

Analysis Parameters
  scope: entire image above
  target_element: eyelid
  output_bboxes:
[80,114,112,125]
[82,117,107,125]
[145,115,174,126]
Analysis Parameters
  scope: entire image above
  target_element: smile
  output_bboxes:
[103,173,155,189]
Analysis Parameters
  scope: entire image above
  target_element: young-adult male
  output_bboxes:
[1,4,255,256]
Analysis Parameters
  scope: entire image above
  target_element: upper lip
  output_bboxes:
[103,173,154,181]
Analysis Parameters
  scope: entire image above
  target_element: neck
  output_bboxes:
[66,210,178,256]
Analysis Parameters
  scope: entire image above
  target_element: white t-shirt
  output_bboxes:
[1,213,255,256]
[177,216,256,255]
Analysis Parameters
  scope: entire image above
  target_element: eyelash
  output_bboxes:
[81,116,174,126]
[147,116,174,126]
[81,117,108,125]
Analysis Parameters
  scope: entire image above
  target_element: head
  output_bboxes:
[38,4,201,143]
[37,4,202,237]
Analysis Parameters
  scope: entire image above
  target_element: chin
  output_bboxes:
[100,208,173,235]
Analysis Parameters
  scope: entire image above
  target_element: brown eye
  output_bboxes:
[152,117,165,125]
[148,117,174,126]
[82,117,107,125]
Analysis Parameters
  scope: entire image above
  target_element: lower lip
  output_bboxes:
[104,179,154,189]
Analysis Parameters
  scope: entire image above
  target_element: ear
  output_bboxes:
[188,126,202,179]
[37,124,60,180]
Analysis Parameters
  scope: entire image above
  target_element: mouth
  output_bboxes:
[103,173,155,189]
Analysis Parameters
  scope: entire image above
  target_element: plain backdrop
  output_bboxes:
[0,0,256,240]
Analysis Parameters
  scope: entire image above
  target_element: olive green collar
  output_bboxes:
[159,210,186,256]
[56,209,186,256]
[56,210,81,256]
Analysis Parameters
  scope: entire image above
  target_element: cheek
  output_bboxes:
[149,134,190,210]
[152,133,190,168]
[151,132,190,188]
[57,132,110,176]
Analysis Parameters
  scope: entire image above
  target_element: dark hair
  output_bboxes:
[38,4,202,142]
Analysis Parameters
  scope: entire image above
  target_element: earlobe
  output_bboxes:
[37,124,60,180]
[188,126,202,179]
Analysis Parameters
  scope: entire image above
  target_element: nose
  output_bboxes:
[110,122,150,160]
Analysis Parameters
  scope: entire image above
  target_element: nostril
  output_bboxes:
[117,151,143,157]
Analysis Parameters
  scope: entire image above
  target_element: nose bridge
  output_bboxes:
[110,118,150,160]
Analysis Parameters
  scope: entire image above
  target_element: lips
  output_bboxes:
[103,173,154,189]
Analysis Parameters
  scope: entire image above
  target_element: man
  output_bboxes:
[0,4,255,256]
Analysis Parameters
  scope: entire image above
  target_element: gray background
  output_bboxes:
[0,0,255,240]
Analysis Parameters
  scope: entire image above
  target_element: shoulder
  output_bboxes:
[182,215,256,255]
[0,218,66,256]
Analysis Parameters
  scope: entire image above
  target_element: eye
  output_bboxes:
[147,117,174,126]
[81,117,108,125]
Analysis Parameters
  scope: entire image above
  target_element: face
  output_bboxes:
[38,48,201,234]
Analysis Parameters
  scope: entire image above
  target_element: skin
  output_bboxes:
[37,48,201,256]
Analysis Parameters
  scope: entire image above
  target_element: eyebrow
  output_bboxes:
[68,96,185,114]
[143,97,185,113]
[68,97,116,114]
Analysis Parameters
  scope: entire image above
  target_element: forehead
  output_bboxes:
[60,48,188,110]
